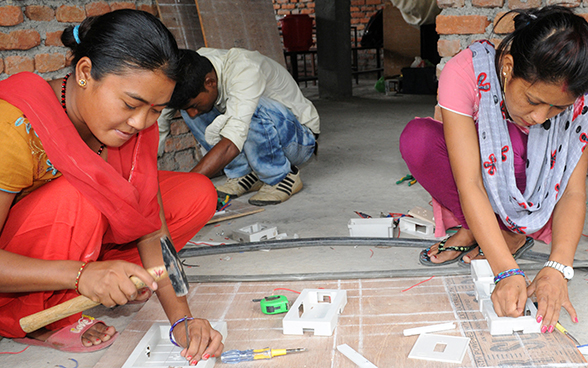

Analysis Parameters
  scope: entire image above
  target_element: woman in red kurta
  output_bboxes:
[0,9,223,363]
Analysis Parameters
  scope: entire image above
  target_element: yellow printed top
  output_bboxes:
[0,99,61,204]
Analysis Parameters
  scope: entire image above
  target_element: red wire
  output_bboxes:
[0,345,29,355]
[401,276,435,292]
[273,288,301,294]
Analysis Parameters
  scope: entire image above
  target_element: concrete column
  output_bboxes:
[315,0,352,99]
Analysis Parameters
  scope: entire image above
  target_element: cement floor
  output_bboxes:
[2,81,588,367]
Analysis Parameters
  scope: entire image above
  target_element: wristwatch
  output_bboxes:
[543,260,574,280]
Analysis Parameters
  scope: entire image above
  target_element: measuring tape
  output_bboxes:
[255,295,289,314]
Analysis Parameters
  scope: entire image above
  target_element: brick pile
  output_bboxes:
[0,1,157,81]
[436,0,588,72]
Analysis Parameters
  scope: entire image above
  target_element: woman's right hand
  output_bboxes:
[76,260,157,307]
[490,274,528,317]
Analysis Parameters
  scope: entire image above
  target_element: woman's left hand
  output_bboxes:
[176,318,224,366]
[527,267,577,332]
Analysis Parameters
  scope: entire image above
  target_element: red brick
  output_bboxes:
[437,39,461,57]
[170,120,190,135]
[0,29,41,51]
[4,55,35,75]
[365,0,381,4]
[277,9,290,15]
[283,4,296,9]
[493,12,515,34]
[35,53,66,73]
[436,15,490,35]
[165,135,197,153]
[45,31,64,47]
[473,0,504,7]
[138,4,158,16]
[300,8,314,14]
[437,0,466,8]
[351,0,366,5]
[85,2,111,17]
[25,5,54,21]
[508,0,541,8]
[546,0,581,6]
[110,2,136,11]
[0,58,3,74]
[0,5,24,26]
[56,5,86,23]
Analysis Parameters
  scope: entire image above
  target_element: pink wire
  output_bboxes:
[401,276,435,292]
[0,346,30,355]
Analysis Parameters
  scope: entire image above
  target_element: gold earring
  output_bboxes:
[78,79,87,87]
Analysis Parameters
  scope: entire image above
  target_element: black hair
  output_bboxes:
[495,5,588,97]
[61,9,180,81]
[166,49,214,111]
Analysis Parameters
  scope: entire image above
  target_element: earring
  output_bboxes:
[78,79,87,87]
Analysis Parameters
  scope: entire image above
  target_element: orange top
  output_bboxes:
[0,99,62,204]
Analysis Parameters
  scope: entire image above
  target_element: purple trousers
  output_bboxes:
[399,117,528,230]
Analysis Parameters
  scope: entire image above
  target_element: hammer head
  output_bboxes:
[160,236,190,297]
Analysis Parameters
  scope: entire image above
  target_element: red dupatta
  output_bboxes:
[0,72,161,244]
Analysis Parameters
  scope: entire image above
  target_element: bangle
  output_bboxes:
[74,261,92,295]
[169,316,193,347]
[494,268,525,284]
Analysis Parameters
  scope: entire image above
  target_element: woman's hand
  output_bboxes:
[491,274,527,318]
[77,260,157,307]
[177,318,224,365]
[527,267,577,332]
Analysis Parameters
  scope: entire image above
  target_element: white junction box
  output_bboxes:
[282,289,347,336]
[231,223,278,242]
[348,218,395,238]
[122,321,227,368]
[398,216,434,238]
[471,260,541,335]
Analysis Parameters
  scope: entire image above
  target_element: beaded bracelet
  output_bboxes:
[169,316,193,347]
[74,261,92,295]
[493,268,525,285]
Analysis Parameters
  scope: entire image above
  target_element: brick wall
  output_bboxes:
[272,0,386,73]
[435,0,588,73]
[0,1,157,81]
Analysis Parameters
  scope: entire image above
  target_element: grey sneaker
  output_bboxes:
[216,172,263,198]
[248,167,303,206]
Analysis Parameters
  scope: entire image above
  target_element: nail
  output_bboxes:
[190,360,197,366]
[186,356,192,361]
[548,325,554,333]
[211,355,215,358]
[541,325,548,333]
[574,317,579,323]
[536,315,542,323]
[202,353,210,360]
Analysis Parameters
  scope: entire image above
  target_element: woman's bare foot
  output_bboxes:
[27,322,116,347]
[461,231,527,264]
[427,227,477,264]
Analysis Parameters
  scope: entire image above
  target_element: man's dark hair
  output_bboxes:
[62,9,180,82]
[496,5,588,97]
[167,49,215,111]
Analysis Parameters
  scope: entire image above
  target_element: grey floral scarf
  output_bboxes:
[471,41,588,235]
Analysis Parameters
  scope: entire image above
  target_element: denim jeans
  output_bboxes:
[181,97,316,185]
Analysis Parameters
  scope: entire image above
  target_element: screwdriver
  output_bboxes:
[221,347,306,364]
[555,322,581,346]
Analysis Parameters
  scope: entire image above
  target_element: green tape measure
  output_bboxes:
[258,295,289,314]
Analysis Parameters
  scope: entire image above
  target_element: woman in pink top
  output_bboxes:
[400,6,588,333]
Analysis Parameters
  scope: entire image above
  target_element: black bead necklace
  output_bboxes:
[61,73,105,156]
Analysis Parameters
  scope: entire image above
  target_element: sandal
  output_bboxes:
[13,315,118,353]
[419,237,479,266]
[459,237,534,267]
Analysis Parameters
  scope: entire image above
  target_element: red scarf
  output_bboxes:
[0,72,161,244]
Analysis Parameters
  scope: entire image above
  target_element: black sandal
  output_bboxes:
[419,237,478,266]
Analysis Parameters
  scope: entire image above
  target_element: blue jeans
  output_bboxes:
[181,97,316,185]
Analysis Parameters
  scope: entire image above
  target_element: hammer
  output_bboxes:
[19,236,190,334]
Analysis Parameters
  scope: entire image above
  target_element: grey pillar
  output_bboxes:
[315,0,352,99]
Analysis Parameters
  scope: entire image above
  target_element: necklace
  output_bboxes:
[61,73,106,156]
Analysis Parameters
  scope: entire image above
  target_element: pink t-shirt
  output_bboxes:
[438,48,479,121]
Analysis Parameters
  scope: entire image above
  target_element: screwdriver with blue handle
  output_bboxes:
[221,347,306,363]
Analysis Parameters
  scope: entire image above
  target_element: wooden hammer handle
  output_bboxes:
[19,265,168,334]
